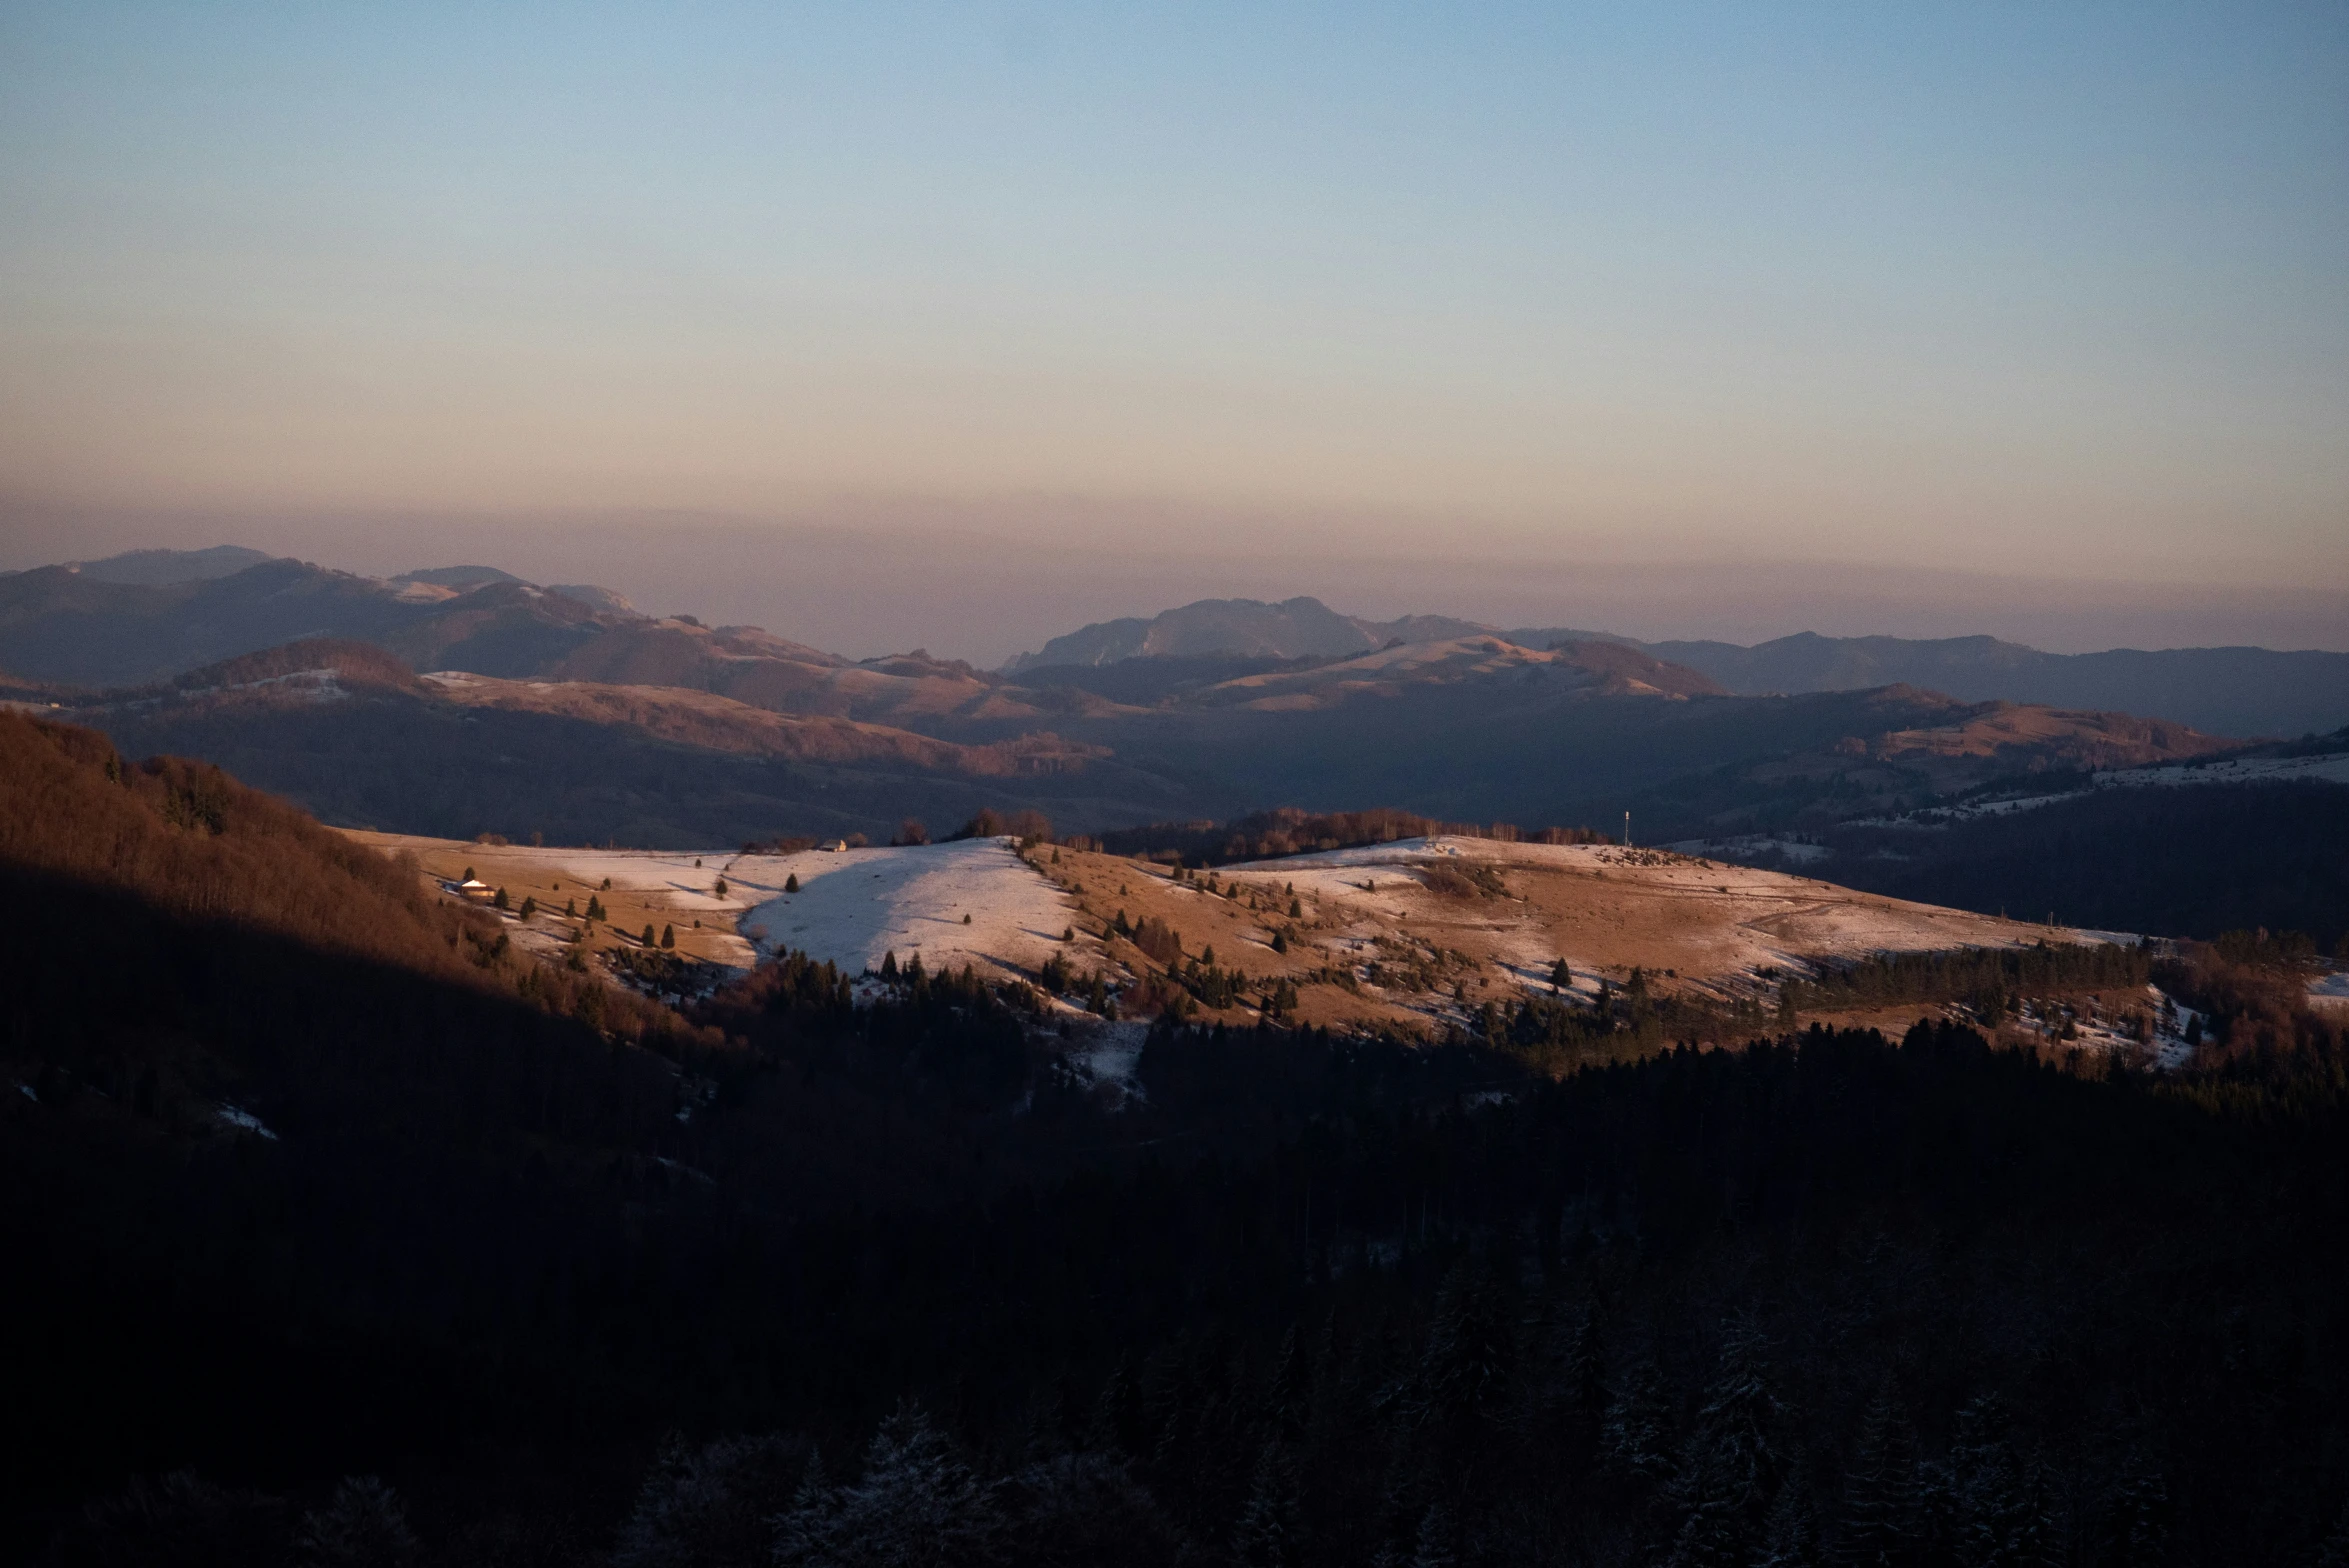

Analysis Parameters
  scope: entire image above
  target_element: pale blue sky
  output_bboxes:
[3,2,2344,626]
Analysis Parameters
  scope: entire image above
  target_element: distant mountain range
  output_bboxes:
[11,550,2343,736]
[0,544,2335,834]
[1014,599,2349,737]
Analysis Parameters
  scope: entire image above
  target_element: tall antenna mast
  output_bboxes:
[1623,810,1631,848]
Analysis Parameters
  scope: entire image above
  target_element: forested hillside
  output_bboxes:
[1831,779,2349,950]
[6,714,2349,1564]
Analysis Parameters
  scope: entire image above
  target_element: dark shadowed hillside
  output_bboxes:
[67,642,1203,845]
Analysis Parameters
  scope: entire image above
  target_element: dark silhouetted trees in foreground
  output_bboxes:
[5,715,2349,1564]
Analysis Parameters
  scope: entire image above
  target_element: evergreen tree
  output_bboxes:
[1665,1318,1784,1568]
[1754,1472,1822,1568]
[1949,1394,2049,1568]
[881,951,898,981]
[642,923,657,947]
[1602,1354,1676,1488]
[1083,1354,1140,1456]
[1838,1390,1920,1568]
[1264,1324,1312,1439]
[774,1405,998,1568]
[613,1433,798,1568]
[786,873,800,892]
[2315,1497,2349,1568]
[2004,1455,2062,1568]
[519,895,536,918]
[1564,1298,1608,1422]
[1550,957,1572,992]
[1409,1501,1458,1568]
[1421,1262,1515,1429]
[293,1476,417,1568]
[1231,1439,1304,1568]
[2101,1461,2170,1568]
[1694,1317,1783,1506]
[660,924,675,949]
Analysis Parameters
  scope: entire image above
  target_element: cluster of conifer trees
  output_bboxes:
[1100,808,1608,869]
[1778,941,2155,1021]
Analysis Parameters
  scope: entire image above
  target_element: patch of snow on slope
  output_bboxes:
[728,838,1081,982]
[1061,1020,1150,1104]
[2104,751,2349,790]
[216,1104,278,1140]
[482,840,1090,983]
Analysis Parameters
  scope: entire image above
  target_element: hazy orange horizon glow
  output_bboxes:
[3,4,2343,651]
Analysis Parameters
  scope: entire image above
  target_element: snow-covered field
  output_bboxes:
[2103,750,2349,790]
[729,839,1084,981]
[533,838,1086,983]
[2311,971,2349,1011]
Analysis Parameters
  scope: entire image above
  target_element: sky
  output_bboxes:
[2,3,2344,660]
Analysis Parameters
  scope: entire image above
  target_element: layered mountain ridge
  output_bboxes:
[1014,598,2349,737]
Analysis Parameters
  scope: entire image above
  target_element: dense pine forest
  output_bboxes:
[1830,779,2349,953]
[6,714,2349,1566]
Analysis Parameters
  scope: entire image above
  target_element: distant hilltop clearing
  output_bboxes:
[1003,595,1498,670]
